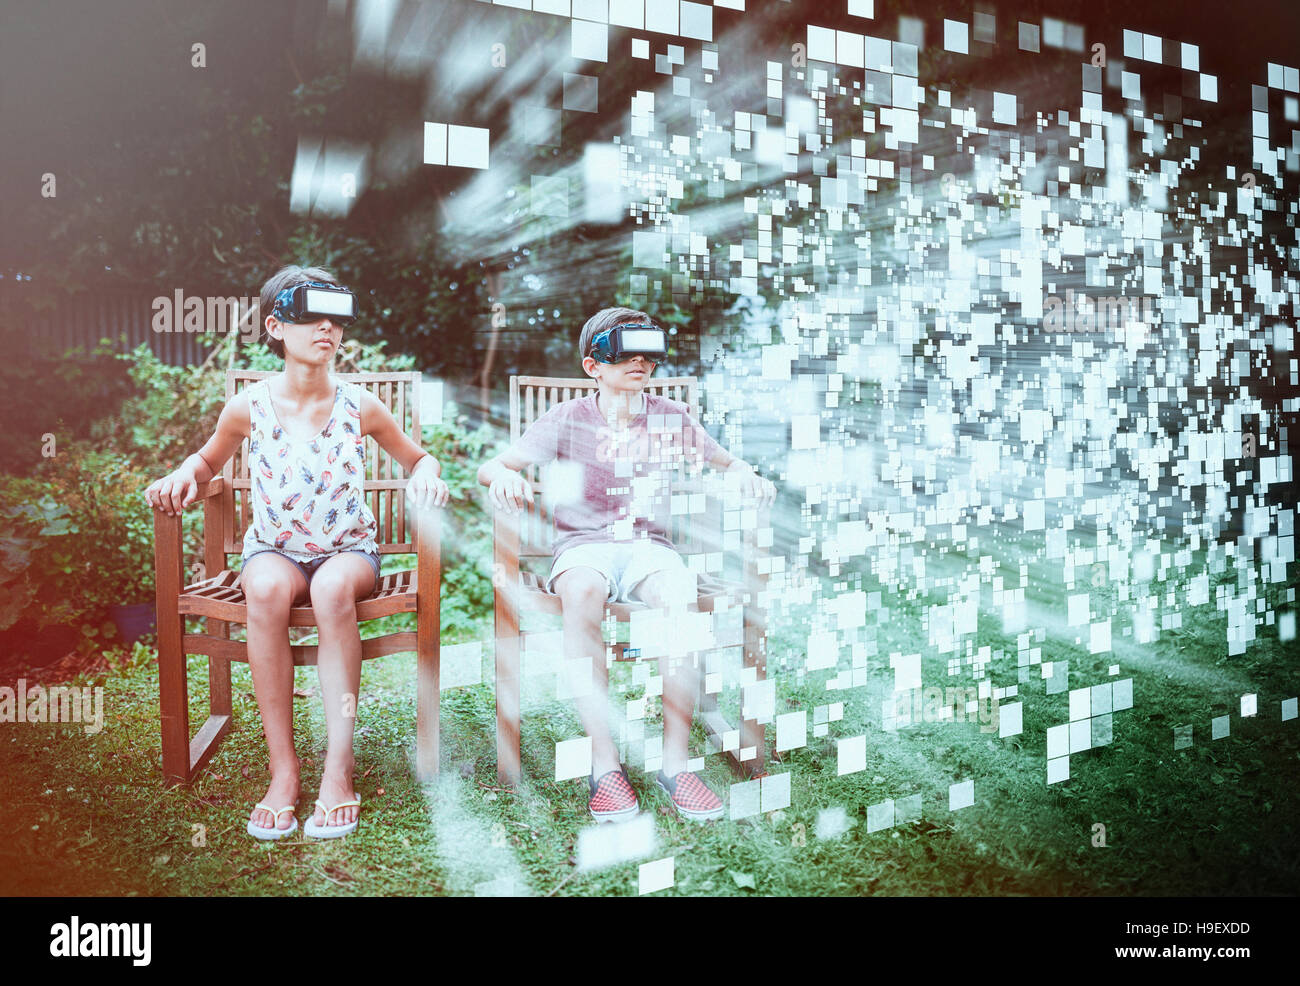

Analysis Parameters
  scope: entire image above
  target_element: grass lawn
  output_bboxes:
[2,543,1297,897]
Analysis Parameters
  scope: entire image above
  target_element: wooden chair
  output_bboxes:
[152,370,441,787]
[491,375,770,787]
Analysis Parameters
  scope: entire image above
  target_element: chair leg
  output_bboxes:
[209,653,232,719]
[495,628,521,788]
[158,607,190,786]
[416,616,440,782]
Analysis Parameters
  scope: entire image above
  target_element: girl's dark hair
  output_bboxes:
[259,265,340,359]
[577,306,656,362]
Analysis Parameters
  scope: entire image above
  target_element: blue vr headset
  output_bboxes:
[588,322,668,364]
[271,280,359,325]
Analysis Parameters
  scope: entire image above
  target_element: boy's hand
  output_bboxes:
[145,471,198,517]
[406,457,450,508]
[725,461,776,506]
[488,472,534,513]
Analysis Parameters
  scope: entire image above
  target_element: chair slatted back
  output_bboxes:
[509,375,716,561]
[221,370,425,558]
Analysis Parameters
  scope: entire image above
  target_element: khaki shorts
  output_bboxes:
[547,540,691,603]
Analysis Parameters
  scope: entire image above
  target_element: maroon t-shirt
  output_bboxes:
[512,392,724,558]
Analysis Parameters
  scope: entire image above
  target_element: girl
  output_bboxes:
[145,265,449,840]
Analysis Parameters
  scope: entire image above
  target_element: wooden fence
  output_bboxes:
[2,284,216,366]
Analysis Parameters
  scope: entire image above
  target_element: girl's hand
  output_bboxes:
[145,471,198,517]
[406,457,450,508]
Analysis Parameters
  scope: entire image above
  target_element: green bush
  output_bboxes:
[0,342,135,478]
[419,405,496,636]
[0,446,158,656]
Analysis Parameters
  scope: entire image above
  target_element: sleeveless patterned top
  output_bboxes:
[240,377,379,563]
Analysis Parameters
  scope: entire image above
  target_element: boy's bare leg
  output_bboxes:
[307,553,377,828]
[240,553,309,831]
[553,567,621,777]
[631,569,699,777]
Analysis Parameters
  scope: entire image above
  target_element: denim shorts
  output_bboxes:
[241,548,381,591]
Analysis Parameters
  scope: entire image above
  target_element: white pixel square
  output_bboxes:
[638,856,674,894]
[1069,687,1091,721]
[610,0,643,29]
[1091,683,1112,715]
[943,19,968,54]
[571,19,608,62]
[949,779,974,811]
[572,0,607,20]
[729,778,760,820]
[555,736,593,781]
[775,711,807,752]
[447,125,489,169]
[866,799,894,833]
[1047,755,1070,784]
[1070,718,1091,753]
[1089,619,1112,654]
[993,91,1016,126]
[998,701,1023,738]
[742,678,775,721]
[1060,223,1084,255]
[422,122,447,166]
[759,772,790,812]
[836,31,864,68]
[807,24,835,63]
[679,0,711,41]
[837,734,866,776]
[1113,678,1133,710]
[1241,694,1257,717]
[791,413,821,449]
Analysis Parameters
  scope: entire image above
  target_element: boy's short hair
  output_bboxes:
[578,307,657,363]
[259,265,340,359]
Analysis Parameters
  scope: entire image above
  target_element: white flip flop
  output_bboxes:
[303,798,361,839]
[247,804,299,841]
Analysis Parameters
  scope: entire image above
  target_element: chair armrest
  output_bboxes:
[153,506,185,605]
[192,477,225,501]
[152,478,225,600]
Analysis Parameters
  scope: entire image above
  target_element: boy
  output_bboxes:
[477,307,775,822]
[145,265,449,839]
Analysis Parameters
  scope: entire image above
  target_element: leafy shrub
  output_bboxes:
[0,446,160,658]
[418,405,497,635]
[0,341,135,478]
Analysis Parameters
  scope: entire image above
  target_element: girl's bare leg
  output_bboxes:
[307,553,377,828]
[240,553,309,830]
